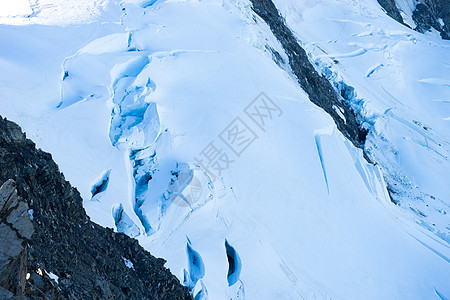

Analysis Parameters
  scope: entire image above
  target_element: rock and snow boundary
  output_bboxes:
[0,0,449,299]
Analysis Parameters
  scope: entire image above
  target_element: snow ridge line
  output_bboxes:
[251,0,450,245]
[250,0,368,149]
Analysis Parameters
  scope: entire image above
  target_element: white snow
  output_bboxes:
[122,257,135,270]
[418,78,450,87]
[0,0,113,26]
[394,0,417,28]
[0,0,33,17]
[48,271,59,283]
[28,209,34,220]
[0,0,449,299]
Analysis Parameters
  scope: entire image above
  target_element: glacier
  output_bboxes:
[0,0,449,299]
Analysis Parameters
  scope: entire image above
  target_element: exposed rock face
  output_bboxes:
[0,179,33,299]
[376,0,450,40]
[251,0,368,148]
[0,116,191,300]
[413,0,450,39]
[376,0,404,24]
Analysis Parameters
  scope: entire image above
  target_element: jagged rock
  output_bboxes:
[0,179,33,298]
[375,0,450,40]
[376,0,404,24]
[0,116,191,300]
[413,0,450,40]
[251,0,367,148]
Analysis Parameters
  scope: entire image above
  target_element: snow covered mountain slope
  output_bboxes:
[0,0,449,299]
[0,0,114,26]
[273,0,450,244]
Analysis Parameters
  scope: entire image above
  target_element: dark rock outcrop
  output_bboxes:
[0,116,191,300]
[251,0,368,148]
[377,0,405,24]
[0,179,34,299]
[413,0,450,40]
[376,0,450,40]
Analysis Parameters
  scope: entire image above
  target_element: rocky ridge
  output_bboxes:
[377,0,405,24]
[251,0,368,149]
[412,0,450,39]
[376,0,450,40]
[0,179,34,299]
[0,116,191,300]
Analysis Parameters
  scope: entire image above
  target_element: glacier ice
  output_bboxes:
[0,0,450,299]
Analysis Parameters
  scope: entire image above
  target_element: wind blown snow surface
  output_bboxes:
[0,0,449,299]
